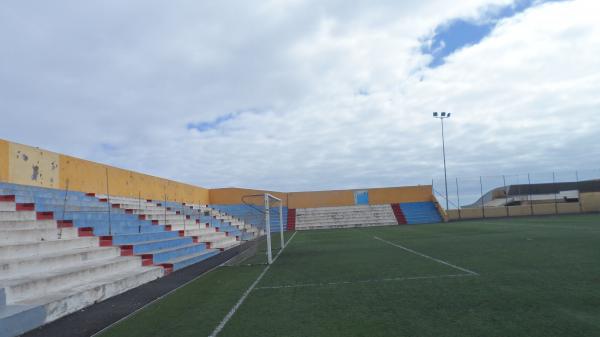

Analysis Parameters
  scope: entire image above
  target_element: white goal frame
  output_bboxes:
[264,193,285,264]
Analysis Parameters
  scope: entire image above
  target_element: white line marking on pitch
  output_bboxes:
[91,263,224,337]
[373,236,479,276]
[208,231,298,337]
[254,273,476,290]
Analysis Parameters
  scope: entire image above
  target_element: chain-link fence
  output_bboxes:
[433,169,600,220]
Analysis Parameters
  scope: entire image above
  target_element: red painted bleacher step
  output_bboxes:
[16,203,35,211]
[287,209,296,230]
[36,211,54,220]
[78,227,94,237]
[0,195,16,202]
[390,204,407,225]
[57,220,73,228]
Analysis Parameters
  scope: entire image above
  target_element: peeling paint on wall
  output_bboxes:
[31,165,40,180]
[8,143,59,188]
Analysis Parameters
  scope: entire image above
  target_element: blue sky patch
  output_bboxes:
[422,0,564,68]
[187,108,268,133]
[187,113,239,132]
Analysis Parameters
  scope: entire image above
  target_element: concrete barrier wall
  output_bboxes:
[0,139,210,204]
[448,200,598,221]
[581,192,600,212]
[287,186,432,209]
[59,155,209,203]
[210,186,433,209]
[288,189,356,208]
[0,139,8,182]
[0,139,452,210]
[209,188,289,206]
[368,186,432,205]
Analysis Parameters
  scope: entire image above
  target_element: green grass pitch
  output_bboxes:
[99,214,600,337]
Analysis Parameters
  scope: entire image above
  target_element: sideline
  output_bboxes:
[208,231,298,337]
[254,273,475,290]
[373,236,479,276]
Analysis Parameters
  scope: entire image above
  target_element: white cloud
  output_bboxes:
[0,0,598,193]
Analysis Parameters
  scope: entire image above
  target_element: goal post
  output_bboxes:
[264,193,285,264]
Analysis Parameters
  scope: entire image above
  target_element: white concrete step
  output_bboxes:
[2,256,142,303]
[16,265,163,323]
[128,209,179,216]
[0,246,121,279]
[0,237,98,260]
[296,222,398,230]
[116,205,166,212]
[297,219,396,227]
[0,220,58,231]
[296,211,395,219]
[296,204,392,213]
[0,211,37,221]
[297,216,396,224]
[142,214,188,221]
[167,223,205,232]
[193,232,228,242]
[0,227,78,244]
[95,195,145,203]
[212,238,239,250]
[0,202,16,212]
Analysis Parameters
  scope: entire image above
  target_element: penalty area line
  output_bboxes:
[373,236,479,276]
[254,273,476,290]
[208,231,298,337]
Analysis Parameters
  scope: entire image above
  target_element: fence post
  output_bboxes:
[575,171,582,213]
[503,175,509,217]
[553,171,558,215]
[138,191,142,233]
[480,176,485,219]
[455,177,461,220]
[59,179,70,240]
[528,173,534,216]
[105,168,112,235]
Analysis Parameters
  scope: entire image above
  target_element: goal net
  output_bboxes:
[239,193,286,265]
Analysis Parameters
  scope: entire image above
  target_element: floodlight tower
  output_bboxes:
[433,112,451,210]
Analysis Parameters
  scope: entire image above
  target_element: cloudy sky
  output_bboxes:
[1,0,599,196]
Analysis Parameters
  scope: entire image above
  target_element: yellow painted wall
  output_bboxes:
[8,142,59,188]
[581,192,600,212]
[0,139,8,182]
[209,185,433,209]
[508,205,532,217]
[59,155,209,204]
[288,189,355,208]
[209,188,288,206]
[0,139,209,204]
[368,186,432,205]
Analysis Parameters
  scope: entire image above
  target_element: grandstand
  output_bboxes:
[1,138,599,337]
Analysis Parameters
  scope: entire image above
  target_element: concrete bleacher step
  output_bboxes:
[141,242,208,265]
[192,232,227,242]
[1,256,143,303]
[160,249,219,272]
[0,227,78,243]
[0,219,60,231]
[296,222,398,230]
[0,246,121,279]
[210,237,239,250]
[0,211,38,221]
[118,236,194,255]
[15,265,163,322]
[0,237,98,259]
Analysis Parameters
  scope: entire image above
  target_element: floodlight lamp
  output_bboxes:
[441,112,446,117]
[433,112,438,117]
[447,113,451,118]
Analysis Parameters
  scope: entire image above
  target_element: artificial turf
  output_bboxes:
[99,214,600,337]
